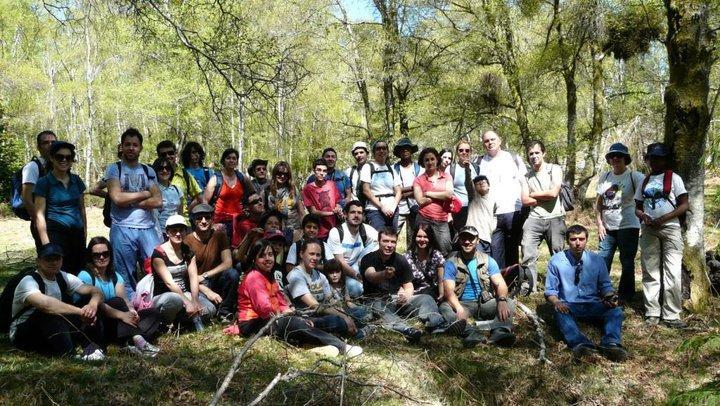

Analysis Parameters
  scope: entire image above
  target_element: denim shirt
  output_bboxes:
[545,250,614,304]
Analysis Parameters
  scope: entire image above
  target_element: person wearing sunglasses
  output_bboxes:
[267,161,305,237]
[545,224,627,362]
[360,140,402,233]
[156,140,203,216]
[33,141,87,275]
[446,140,479,233]
[77,236,161,357]
[152,157,184,238]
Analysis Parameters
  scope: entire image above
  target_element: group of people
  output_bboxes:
[6,127,689,363]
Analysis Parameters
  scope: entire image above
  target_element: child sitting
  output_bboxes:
[324,259,373,329]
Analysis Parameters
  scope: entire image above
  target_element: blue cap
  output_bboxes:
[645,142,671,158]
[605,143,631,163]
[38,243,64,258]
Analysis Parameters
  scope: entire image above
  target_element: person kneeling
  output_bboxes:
[545,224,627,362]
[9,243,106,360]
[440,226,516,348]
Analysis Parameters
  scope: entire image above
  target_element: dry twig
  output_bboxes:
[516,301,552,364]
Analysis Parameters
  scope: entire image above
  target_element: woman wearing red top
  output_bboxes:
[413,147,454,256]
[203,148,255,241]
[236,239,359,357]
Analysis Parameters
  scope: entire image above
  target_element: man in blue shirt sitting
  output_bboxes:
[440,226,516,348]
[545,224,627,362]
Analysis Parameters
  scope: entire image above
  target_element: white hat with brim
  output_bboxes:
[165,214,188,229]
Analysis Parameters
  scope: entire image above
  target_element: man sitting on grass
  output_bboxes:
[9,243,106,360]
[545,224,628,362]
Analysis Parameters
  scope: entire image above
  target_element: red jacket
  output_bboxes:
[237,269,288,322]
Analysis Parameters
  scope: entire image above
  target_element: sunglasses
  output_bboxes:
[54,153,74,162]
[158,166,172,172]
[194,213,213,221]
[159,150,176,158]
[457,148,470,153]
[255,167,267,172]
[248,199,262,205]
[275,172,289,178]
[92,251,111,260]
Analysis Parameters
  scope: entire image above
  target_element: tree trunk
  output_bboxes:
[499,20,531,146]
[83,7,95,186]
[374,0,399,139]
[663,0,715,310]
[563,68,578,186]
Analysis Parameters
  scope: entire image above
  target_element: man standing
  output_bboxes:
[247,159,270,199]
[595,143,644,302]
[392,137,421,243]
[361,227,465,343]
[106,128,162,298]
[19,130,56,250]
[326,200,378,298]
[156,140,203,213]
[9,243,105,359]
[308,148,352,207]
[545,224,627,361]
[476,130,526,268]
[440,226,516,348]
[345,141,369,201]
[302,158,343,240]
[183,204,239,321]
[520,140,566,291]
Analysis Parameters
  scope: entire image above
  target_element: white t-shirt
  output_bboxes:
[466,192,497,243]
[477,150,526,214]
[393,163,421,215]
[327,223,379,273]
[285,240,334,266]
[10,271,84,341]
[634,172,687,227]
[21,157,47,184]
[597,169,645,230]
[359,162,401,211]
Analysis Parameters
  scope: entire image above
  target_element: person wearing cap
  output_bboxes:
[545,224,627,362]
[519,140,566,292]
[151,214,216,327]
[106,128,163,299]
[392,137,422,243]
[308,148,352,207]
[19,130,56,251]
[302,158,344,240]
[345,141,370,201]
[635,142,689,329]
[441,225,516,348]
[33,140,87,275]
[361,140,403,232]
[184,204,239,321]
[248,158,270,199]
[10,243,106,360]
[596,142,645,302]
[156,140,203,215]
[465,174,496,255]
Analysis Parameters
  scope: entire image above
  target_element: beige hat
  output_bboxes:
[165,214,188,229]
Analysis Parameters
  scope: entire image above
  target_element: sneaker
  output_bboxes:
[78,349,106,362]
[141,343,161,358]
[598,344,628,362]
[663,319,688,329]
[402,328,423,344]
[218,312,236,325]
[122,345,142,356]
[572,344,598,360]
[343,345,363,358]
[308,345,340,357]
[644,316,660,326]
[462,330,486,348]
[354,325,377,340]
[488,328,516,347]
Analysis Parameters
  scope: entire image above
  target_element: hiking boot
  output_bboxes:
[308,345,340,357]
[644,316,660,326]
[571,344,598,361]
[429,319,467,337]
[462,330,486,348]
[488,328,516,347]
[402,328,423,344]
[598,344,628,362]
[662,318,688,329]
[343,345,363,359]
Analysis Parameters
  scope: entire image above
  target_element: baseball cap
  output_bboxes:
[38,242,64,258]
[165,214,188,229]
[191,203,214,215]
[458,226,479,237]
[263,229,286,241]
[351,141,369,154]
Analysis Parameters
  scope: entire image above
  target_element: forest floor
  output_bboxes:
[1,196,720,405]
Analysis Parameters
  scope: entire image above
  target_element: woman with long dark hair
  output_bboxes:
[153,157,183,237]
[267,161,305,235]
[404,224,446,300]
[77,236,161,356]
[181,141,213,190]
[413,147,454,256]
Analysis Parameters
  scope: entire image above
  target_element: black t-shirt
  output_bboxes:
[360,251,413,297]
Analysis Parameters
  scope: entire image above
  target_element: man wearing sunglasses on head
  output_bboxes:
[156,140,203,216]
[545,224,627,362]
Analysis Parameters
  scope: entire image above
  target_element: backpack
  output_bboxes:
[10,157,45,221]
[336,223,368,247]
[393,162,422,210]
[449,161,480,182]
[545,164,574,212]
[640,170,687,228]
[132,273,155,311]
[103,162,153,228]
[209,170,245,207]
[358,162,395,206]
[349,163,366,200]
[0,269,71,334]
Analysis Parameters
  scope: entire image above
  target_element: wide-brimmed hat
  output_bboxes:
[605,143,631,163]
[644,142,671,158]
[247,159,269,175]
[393,137,419,157]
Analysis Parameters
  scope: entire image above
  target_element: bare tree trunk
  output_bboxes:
[576,44,605,202]
[237,95,245,169]
[83,7,95,185]
[663,0,715,310]
[563,69,578,186]
[374,0,399,139]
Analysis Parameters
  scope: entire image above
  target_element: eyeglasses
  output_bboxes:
[159,150,176,158]
[574,260,583,285]
[92,251,111,260]
[194,213,213,221]
[54,153,73,162]
[275,172,289,178]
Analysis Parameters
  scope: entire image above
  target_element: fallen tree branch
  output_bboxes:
[210,314,282,406]
[247,369,302,406]
[516,301,552,365]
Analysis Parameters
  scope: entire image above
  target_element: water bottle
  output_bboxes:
[192,315,204,332]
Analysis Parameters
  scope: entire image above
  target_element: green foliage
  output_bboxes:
[604,1,665,60]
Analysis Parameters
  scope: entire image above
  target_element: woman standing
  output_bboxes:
[267,161,305,237]
[413,147,454,256]
[34,141,86,275]
[360,140,402,232]
[404,224,445,300]
[439,148,453,173]
[204,148,254,241]
[153,157,183,238]
[236,240,362,357]
[78,237,160,356]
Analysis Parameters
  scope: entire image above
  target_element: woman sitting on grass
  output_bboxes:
[77,237,161,357]
[235,239,362,358]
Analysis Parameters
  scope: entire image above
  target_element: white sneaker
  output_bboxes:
[79,349,106,361]
[308,345,340,357]
[344,345,363,359]
[141,343,161,358]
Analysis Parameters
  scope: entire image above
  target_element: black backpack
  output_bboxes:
[357,162,394,206]
[0,268,71,334]
[336,223,368,247]
[103,162,153,227]
[10,157,45,221]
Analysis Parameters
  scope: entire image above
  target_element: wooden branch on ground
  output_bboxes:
[247,369,302,406]
[516,301,552,365]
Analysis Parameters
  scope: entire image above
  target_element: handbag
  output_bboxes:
[443,195,463,214]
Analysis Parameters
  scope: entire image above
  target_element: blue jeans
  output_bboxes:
[491,211,523,268]
[110,225,161,299]
[310,314,351,336]
[597,228,639,300]
[366,208,399,234]
[554,302,623,349]
[205,268,240,317]
[369,294,444,333]
[346,277,364,299]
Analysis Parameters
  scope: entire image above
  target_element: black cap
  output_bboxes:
[38,243,64,258]
[645,142,671,158]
